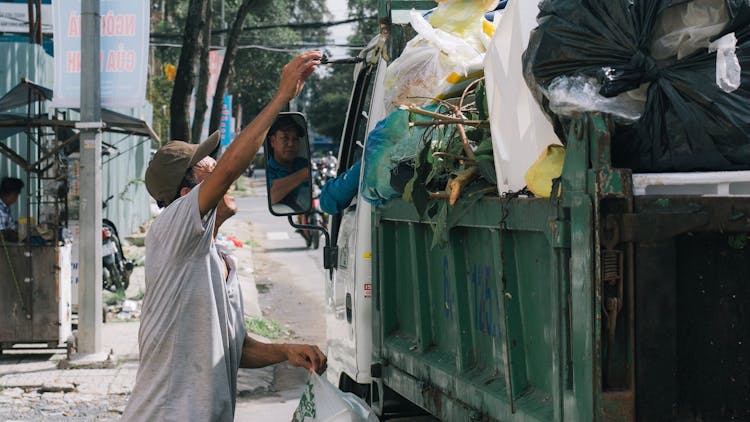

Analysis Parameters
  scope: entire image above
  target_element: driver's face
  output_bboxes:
[271,129,300,165]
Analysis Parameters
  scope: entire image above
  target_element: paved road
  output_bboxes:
[234,171,329,421]
[233,172,437,422]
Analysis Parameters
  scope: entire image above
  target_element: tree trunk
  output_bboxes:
[169,0,208,142]
[191,0,213,143]
[209,0,256,134]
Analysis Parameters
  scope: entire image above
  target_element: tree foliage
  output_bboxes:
[304,0,378,142]
[150,0,380,144]
[169,0,209,142]
[191,0,213,142]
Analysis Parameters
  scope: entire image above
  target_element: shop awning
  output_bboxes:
[0,79,159,173]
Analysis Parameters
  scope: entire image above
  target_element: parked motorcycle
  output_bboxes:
[296,160,330,250]
[102,196,133,292]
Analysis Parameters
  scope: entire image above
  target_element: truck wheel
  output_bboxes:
[339,374,371,404]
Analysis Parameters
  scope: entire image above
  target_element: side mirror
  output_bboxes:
[265,112,313,216]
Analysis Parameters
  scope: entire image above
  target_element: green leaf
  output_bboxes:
[408,139,434,218]
[474,138,494,159]
[429,181,494,249]
[478,160,498,185]
[431,201,450,249]
[476,80,488,121]
[466,126,484,143]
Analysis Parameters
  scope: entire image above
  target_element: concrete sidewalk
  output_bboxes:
[0,205,271,421]
[0,323,274,421]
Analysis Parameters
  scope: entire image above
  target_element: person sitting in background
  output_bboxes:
[266,115,310,210]
[0,177,24,242]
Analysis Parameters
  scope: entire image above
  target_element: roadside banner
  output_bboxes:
[52,0,149,108]
[220,94,232,146]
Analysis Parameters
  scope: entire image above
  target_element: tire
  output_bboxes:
[111,233,130,292]
[311,212,322,250]
[312,231,320,250]
[105,262,122,292]
[121,272,130,291]
[103,265,114,292]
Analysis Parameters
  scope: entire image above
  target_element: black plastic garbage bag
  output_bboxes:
[523,0,750,172]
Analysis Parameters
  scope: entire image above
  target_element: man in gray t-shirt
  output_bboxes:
[122,52,326,422]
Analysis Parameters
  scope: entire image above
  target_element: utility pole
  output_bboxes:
[77,0,103,355]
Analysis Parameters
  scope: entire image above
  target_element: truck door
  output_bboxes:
[325,55,386,388]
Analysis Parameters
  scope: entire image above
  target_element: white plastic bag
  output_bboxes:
[292,372,379,422]
[383,10,486,109]
[709,32,741,93]
[484,0,560,193]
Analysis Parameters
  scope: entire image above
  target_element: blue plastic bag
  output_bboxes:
[360,107,438,205]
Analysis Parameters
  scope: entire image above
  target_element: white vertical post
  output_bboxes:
[78,0,103,354]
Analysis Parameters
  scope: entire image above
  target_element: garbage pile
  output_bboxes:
[523,0,750,172]
[107,299,141,320]
[362,0,504,247]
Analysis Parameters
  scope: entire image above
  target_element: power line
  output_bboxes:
[150,17,375,39]
[149,42,367,52]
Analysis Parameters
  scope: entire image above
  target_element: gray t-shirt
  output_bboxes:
[122,184,246,422]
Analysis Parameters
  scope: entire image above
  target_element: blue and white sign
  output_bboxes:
[219,94,233,147]
[52,0,149,108]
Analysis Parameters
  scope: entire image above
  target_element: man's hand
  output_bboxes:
[277,51,322,103]
[284,344,327,374]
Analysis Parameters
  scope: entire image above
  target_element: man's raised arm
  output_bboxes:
[198,51,322,216]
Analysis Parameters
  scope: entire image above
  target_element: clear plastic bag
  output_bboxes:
[709,32,741,93]
[545,76,646,121]
[383,10,486,109]
[650,0,729,61]
[650,0,741,93]
[292,372,378,422]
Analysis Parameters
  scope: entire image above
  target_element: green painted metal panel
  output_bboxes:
[371,105,747,421]
[374,197,565,421]
[372,114,622,421]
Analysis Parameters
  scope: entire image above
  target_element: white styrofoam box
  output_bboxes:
[632,171,750,196]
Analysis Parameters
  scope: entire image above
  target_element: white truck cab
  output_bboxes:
[324,45,388,393]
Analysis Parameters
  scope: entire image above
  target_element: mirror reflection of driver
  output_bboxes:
[267,116,310,209]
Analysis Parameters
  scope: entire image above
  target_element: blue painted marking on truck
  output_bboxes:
[472,264,502,338]
[443,256,455,320]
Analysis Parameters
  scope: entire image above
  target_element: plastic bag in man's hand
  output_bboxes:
[292,372,379,422]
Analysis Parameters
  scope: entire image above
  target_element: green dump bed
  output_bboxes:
[370,115,750,422]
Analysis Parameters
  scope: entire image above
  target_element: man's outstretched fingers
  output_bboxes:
[278,51,322,101]
[286,344,328,374]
